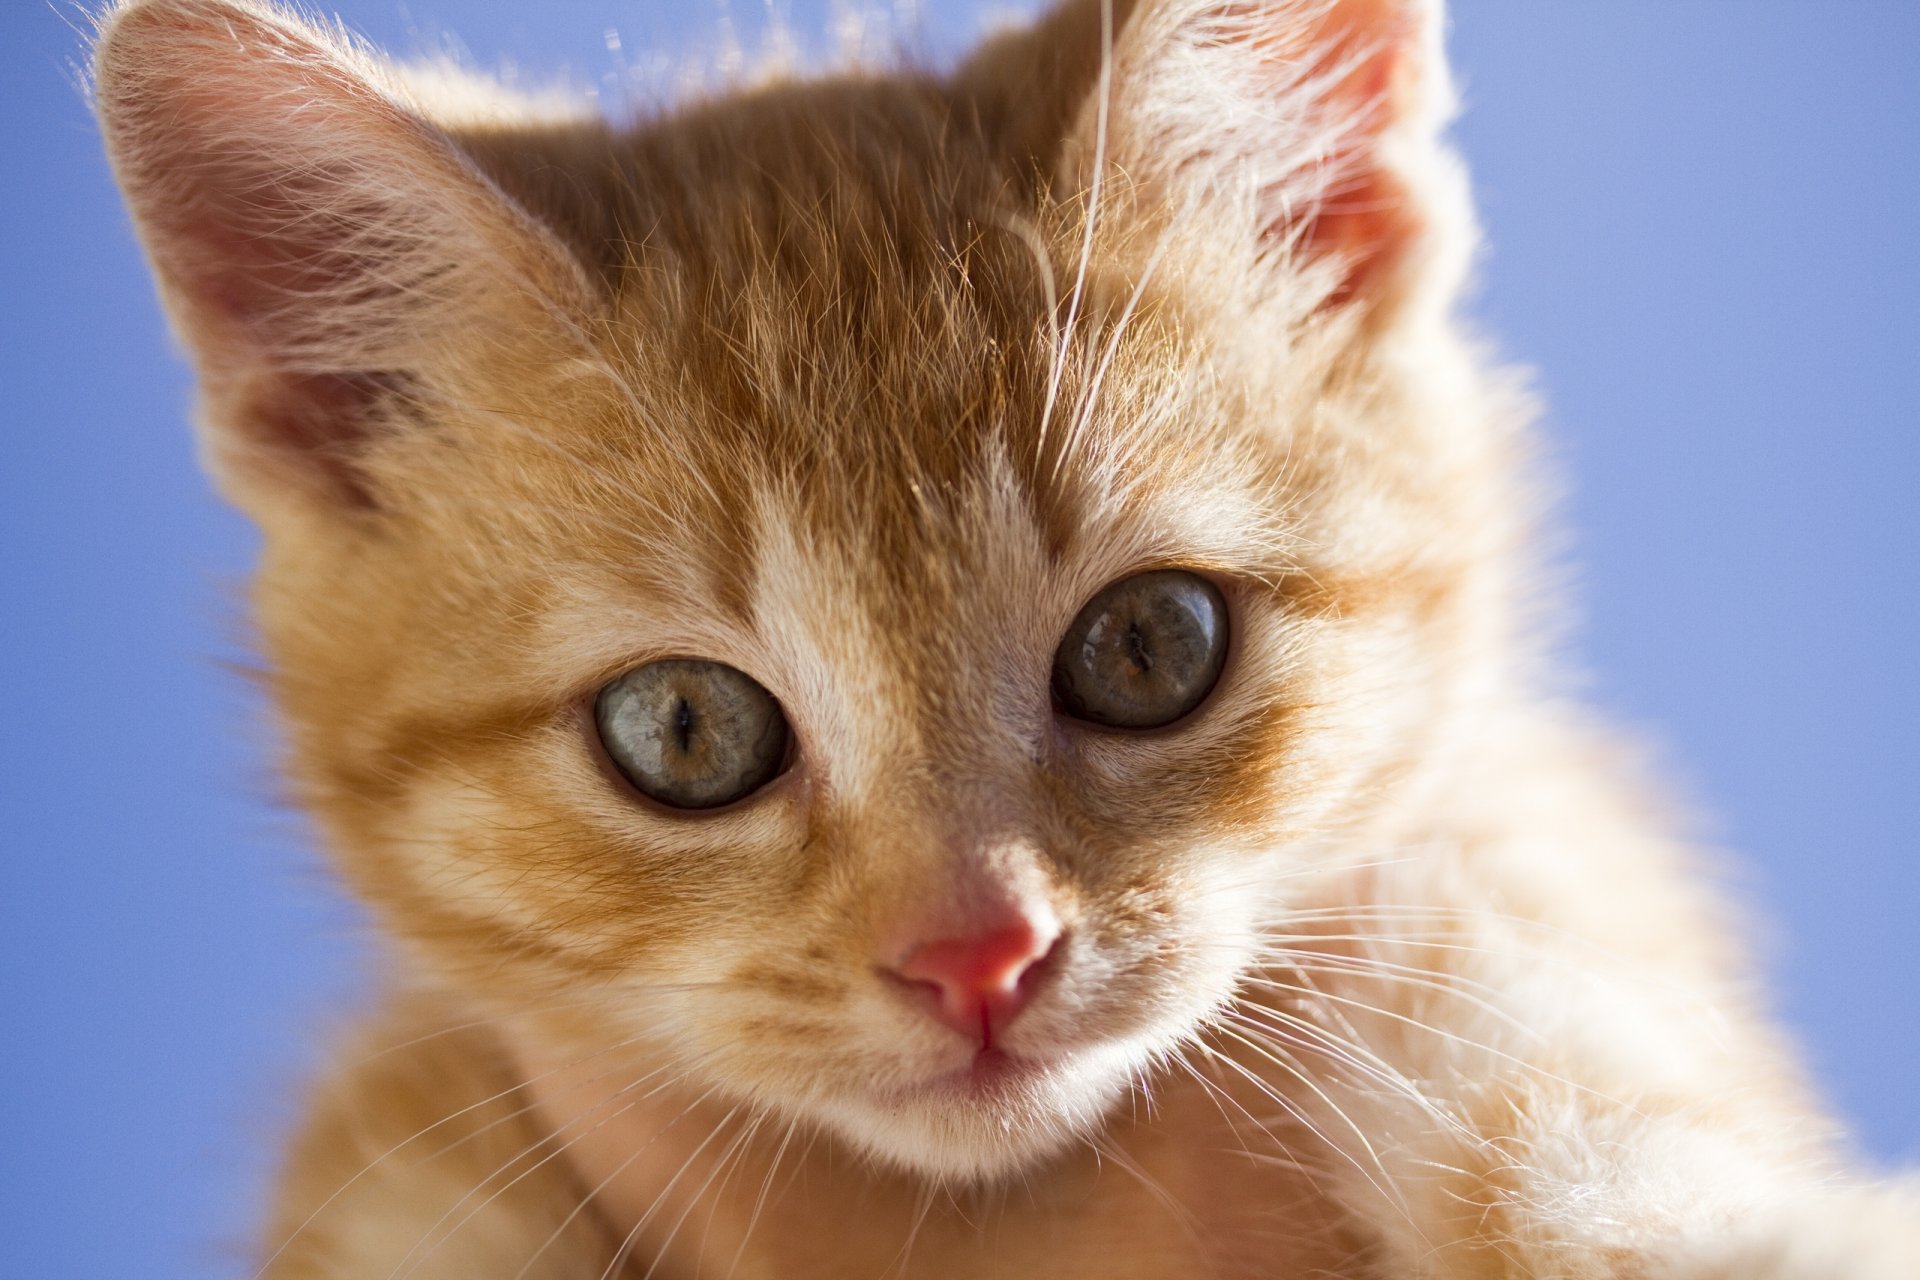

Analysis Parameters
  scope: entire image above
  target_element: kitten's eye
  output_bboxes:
[594,660,791,809]
[1052,571,1229,729]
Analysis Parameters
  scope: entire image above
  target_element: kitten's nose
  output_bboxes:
[885,916,1061,1046]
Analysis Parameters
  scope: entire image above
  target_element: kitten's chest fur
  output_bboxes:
[282,992,1369,1280]
[562,1082,1357,1280]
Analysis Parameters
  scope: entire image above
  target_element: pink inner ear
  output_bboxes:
[95,0,485,511]
[141,133,427,509]
[182,165,404,346]
[1256,0,1427,309]
[239,371,406,511]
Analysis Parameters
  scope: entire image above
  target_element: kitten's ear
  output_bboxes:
[93,0,595,516]
[975,0,1466,327]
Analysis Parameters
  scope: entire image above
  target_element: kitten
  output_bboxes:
[94,0,1917,1276]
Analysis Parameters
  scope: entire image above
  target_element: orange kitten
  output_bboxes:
[93,0,1917,1276]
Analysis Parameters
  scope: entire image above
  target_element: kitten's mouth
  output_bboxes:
[902,1043,1082,1105]
[818,1037,1140,1182]
[879,1045,1065,1107]
[943,1047,1050,1097]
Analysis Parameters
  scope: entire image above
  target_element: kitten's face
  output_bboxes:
[98,0,1493,1182]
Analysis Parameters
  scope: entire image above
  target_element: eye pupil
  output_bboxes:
[1052,571,1228,729]
[595,660,790,809]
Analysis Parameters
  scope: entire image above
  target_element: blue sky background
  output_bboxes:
[3,3,1915,1276]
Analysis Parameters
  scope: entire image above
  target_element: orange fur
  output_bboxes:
[93,1,1917,1276]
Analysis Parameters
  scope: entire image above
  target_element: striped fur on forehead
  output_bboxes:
[442,65,1336,566]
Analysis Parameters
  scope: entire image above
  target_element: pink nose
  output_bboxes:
[886,919,1061,1046]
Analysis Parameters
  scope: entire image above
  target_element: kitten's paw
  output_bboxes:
[1651,1179,1920,1280]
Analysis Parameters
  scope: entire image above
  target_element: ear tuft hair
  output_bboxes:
[1041,0,1469,327]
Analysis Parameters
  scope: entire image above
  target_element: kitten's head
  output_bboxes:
[97,0,1514,1181]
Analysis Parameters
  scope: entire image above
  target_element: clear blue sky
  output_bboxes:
[3,3,1915,1277]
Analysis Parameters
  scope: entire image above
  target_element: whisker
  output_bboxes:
[1210,1022,1386,1165]
[1085,1129,1204,1244]
[599,1101,745,1280]
[646,1110,766,1280]
[255,1027,656,1279]
[1227,1004,1437,1110]
[1038,0,1117,462]
[335,997,611,1072]
[882,1177,940,1280]
[1177,1040,1343,1207]
[512,1077,723,1280]
[1243,977,1634,1110]
[396,1057,700,1280]
[1168,1043,1288,1162]
[1056,229,1174,484]
[1202,1022,1422,1242]
[1222,1006,1478,1152]
[724,1115,798,1280]
[1243,956,1543,1043]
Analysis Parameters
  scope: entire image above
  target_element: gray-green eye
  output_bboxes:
[594,660,790,809]
[1052,571,1228,729]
